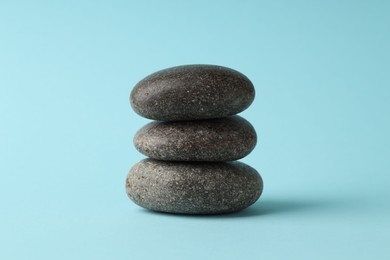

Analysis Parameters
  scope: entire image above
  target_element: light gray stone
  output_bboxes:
[134,116,257,161]
[126,159,263,214]
[130,64,255,121]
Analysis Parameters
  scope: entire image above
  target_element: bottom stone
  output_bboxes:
[126,159,263,214]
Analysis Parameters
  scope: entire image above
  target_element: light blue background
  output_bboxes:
[1,0,389,259]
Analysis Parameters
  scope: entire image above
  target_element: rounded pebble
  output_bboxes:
[130,64,255,121]
[126,159,263,214]
[134,115,257,161]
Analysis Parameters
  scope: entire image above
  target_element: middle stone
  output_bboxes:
[134,115,257,161]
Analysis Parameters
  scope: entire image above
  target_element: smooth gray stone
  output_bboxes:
[134,116,257,161]
[130,64,255,121]
[126,159,263,214]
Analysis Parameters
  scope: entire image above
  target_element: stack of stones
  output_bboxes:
[126,65,263,214]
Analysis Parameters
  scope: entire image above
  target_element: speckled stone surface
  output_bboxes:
[130,64,255,121]
[134,115,257,161]
[126,159,263,214]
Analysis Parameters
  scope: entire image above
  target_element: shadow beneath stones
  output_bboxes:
[218,199,342,218]
[139,198,346,218]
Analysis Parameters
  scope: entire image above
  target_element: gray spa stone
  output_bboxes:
[126,159,263,214]
[134,115,257,161]
[130,64,255,121]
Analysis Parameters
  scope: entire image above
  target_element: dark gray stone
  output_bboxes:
[126,159,263,214]
[130,64,255,121]
[134,116,257,161]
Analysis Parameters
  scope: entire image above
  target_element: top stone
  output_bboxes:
[130,65,255,121]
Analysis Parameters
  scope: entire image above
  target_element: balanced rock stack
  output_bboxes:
[126,65,263,214]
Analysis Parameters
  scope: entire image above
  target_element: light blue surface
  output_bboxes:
[1,0,389,259]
